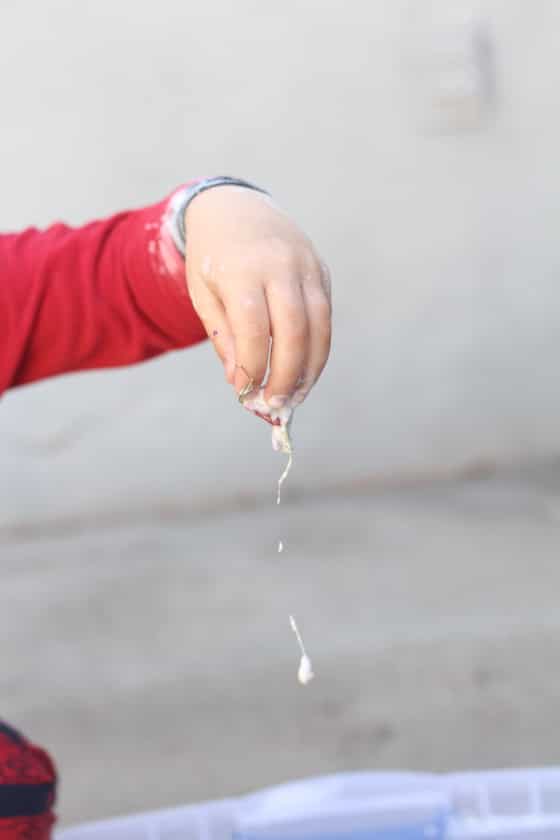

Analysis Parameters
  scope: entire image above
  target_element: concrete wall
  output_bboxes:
[2,0,560,531]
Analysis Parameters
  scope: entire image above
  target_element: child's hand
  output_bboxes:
[184,185,331,408]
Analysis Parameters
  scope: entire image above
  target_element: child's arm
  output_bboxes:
[0,180,332,405]
[0,188,206,393]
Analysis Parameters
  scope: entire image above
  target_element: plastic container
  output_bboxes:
[56,768,560,840]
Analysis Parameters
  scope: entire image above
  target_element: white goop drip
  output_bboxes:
[240,388,314,685]
[289,614,314,686]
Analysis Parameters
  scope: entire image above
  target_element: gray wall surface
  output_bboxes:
[1,1,560,530]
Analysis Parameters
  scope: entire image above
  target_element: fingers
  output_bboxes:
[298,261,332,402]
[189,282,236,383]
[221,285,271,395]
[232,256,331,408]
[189,244,331,409]
[264,277,309,403]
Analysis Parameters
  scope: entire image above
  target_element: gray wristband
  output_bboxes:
[170,176,269,257]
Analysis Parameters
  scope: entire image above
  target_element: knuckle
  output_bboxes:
[242,317,269,339]
[239,290,260,310]
[306,299,332,340]
[308,289,332,318]
[241,326,269,342]
[260,236,299,274]
[235,293,268,337]
[283,314,309,342]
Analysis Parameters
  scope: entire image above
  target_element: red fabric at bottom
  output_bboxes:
[0,813,55,840]
[0,723,57,840]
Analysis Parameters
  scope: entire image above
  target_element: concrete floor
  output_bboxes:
[3,463,560,827]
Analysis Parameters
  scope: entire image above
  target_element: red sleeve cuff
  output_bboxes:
[122,187,207,349]
[0,186,207,392]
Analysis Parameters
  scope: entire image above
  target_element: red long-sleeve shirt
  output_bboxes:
[0,189,207,393]
[0,191,209,840]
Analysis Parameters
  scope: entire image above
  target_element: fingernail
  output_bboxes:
[291,389,308,406]
[243,397,267,416]
[268,395,287,409]
[225,358,236,384]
